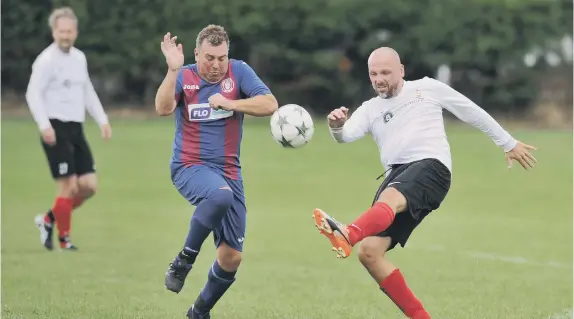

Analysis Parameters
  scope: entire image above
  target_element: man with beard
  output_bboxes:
[154,25,278,318]
[27,6,112,251]
[311,47,537,319]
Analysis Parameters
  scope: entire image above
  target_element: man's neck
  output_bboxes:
[54,43,71,54]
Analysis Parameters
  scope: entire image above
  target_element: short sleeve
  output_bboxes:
[238,61,271,98]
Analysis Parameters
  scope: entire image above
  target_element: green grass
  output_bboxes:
[1,117,572,319]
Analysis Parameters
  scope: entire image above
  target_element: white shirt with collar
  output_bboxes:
[25,43,108,131]
[329,77,517,173]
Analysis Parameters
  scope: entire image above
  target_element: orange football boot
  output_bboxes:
[312,208,352,258]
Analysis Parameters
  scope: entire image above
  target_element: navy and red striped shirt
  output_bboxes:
[170,59,271,180]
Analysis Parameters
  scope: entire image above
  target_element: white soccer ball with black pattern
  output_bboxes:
[270,104,314,148]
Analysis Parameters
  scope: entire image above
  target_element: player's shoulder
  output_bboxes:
[410,76,449,90]
[177,64,197,78]
[230,59,248,67]
[356,96,381,113]
[181,64,196,70]
[229,59,257,74]
[32,44,58,68]
[70,47,86,59]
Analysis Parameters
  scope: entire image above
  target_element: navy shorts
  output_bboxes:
[171,164,246,252]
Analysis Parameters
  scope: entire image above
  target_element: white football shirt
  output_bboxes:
[329,77,517,172]
[25,43,108,131]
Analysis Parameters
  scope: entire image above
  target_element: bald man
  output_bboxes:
[311,47,537,318]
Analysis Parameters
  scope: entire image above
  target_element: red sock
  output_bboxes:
[51,197,74,238]
[380,269,430,319]
[72,196,85,209]
[347,202,395,246]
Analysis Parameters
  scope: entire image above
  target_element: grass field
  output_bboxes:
[1,117,572,319]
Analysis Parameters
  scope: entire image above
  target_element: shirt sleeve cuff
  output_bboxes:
[502,138,518,152]
[38,120,52,131]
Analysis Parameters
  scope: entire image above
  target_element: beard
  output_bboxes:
[375,83,398,99]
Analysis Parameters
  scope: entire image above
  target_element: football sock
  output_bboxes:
[183,189,233,257]
[380,269,430,319]
[45,210,56,224]
[45,195,86,225]
[51,197,74,238]
[347,202,395,246]
[195,260,236,314]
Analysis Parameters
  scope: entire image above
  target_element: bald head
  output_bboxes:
[368,47,401,66]
[367,47,404,98]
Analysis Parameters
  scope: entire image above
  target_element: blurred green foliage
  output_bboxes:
[1,0,571,113]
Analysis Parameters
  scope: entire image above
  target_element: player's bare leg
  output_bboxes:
[35,176,79,251]
[188,242,242,318]
[74,173,98,209]
[358,237,430,319]
[312,186,406,258]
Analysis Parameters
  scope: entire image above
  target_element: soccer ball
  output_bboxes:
[270,104,314,148]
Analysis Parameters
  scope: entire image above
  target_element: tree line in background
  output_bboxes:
[2,0,572,115]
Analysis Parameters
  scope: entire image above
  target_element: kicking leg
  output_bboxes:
[359,236,430,319]
[312,186,406,258]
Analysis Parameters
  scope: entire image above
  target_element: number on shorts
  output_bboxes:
[58,162,68,175]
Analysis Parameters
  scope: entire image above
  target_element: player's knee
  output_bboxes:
[78,178,97,198]
[209,188,234,210]
[357,237,388,266]
[57,177,79,198]
[377,187,407,213]
[217,248,242,271]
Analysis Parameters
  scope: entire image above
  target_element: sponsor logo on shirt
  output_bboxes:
[187,103,234,121]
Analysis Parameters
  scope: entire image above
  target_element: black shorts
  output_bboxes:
[373,158,451,251]
[41,119,96,179]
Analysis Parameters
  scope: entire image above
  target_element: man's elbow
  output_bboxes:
[155,102,175,116]
[261,94,278,116]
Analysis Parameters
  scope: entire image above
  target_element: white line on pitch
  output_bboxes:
[406,244,571,269]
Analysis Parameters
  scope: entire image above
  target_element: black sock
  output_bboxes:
[46,210,55,223]
[178,247,198,264]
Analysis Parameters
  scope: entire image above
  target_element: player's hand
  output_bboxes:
[208,93,235,111]
[100,123,112,141]
[505,141,537,170]
[41,127,56,145]
[160,32,184,72]
[327,107,349,128]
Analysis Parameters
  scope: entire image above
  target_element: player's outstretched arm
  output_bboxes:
[328,105,370,143]
[155,32,184,116]
[432,78,537,170]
